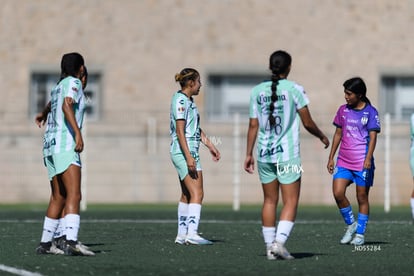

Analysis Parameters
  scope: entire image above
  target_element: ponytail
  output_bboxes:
[269,74,280,128]
[268,50,292,128]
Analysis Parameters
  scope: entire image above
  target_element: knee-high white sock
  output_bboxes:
[187,203,201,236]
[275,220,294,245]
[177,202,189,237]
[40,217,59,243]
[65,214,80,242]
[262,226,276,247]
[53,218,65,239]
[411,198,414,219]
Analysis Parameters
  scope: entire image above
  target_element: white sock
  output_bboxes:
[262,226,276,248]
[187,203,202,236]
[275,220,294,245]
[61,217,67,237]
[411,198,414,219]
[177,202,189,237]
[53,218,65,239]
[40,217,59,243]
[65,214,80,242]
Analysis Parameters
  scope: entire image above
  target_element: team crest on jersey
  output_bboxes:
[177,106,185,112]
[72,86,78,93]
[361,116,368,125]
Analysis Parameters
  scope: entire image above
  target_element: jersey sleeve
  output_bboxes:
[333,106,343,128]
[367,106,381,132]
[64,77,83,103]
[293,83,310,110]
[173,94,187,121]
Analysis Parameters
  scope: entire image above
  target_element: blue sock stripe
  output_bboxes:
[339,206,355,225]
[356,213,369,235]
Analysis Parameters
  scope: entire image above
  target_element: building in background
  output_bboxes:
[1,0,413,205]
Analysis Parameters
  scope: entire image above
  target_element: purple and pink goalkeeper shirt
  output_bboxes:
[333,104,381,171]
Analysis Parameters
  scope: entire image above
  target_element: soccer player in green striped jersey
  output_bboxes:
[35,53,93,256]
[170,68,221,245]
[244,50,329,260]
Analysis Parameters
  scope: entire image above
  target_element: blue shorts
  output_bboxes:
[333,166,374,187]
[257,157,303,184]
[44,151,81,181]
[170,151,202,181]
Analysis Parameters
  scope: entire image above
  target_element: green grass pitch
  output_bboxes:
[0,204,412,275]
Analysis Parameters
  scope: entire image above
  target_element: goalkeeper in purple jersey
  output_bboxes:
[327,77,381,246]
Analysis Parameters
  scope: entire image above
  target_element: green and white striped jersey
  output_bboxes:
[249,79,309,163]
[169,91,201,155]
[43,76,85,156]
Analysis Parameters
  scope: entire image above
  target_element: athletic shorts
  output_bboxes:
[333,166,374,187]
[257,157,303,185]
[44,151,81,181]
[170,151,202,181]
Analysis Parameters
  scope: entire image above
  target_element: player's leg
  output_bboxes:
[261,179,279,259]
[175,180,190,244]
[184,171,212,245]
[332,168,356,244]
[350,169,372,245]
[53,177,67,250]
[37,176,65,254]
[182,171,212,245]
[270,179,300,260]
[255,161,279,259]
[59,164,94,255]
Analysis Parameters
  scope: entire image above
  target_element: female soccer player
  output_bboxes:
[170,68,221,245]
[327,77,381,246]
[244,50,329,260]
[35,52,93,256]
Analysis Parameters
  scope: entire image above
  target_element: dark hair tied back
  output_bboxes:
[60,52,84,82]
[175,68,199,88]
[268,50,292,128]
[343,77,371,105]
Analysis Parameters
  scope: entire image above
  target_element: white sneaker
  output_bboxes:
[271,242,294,260]
[174,235,186,245]
[266,246,277,260]
[350,234,365,245]
[340,222,357,244]
[185,234,213,245]
[35,242,64,255]
[63,241,95,256]
[77,243,95,256]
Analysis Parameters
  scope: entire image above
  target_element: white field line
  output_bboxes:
[0,219,411,225]
[0,264,43,276]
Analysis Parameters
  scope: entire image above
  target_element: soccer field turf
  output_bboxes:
[0,204,412,276]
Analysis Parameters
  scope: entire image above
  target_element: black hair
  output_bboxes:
[175,68,199,88]
[343,77,371,105]
[59,52,85,82]
[82,66,88,89]
[268,50,292,128]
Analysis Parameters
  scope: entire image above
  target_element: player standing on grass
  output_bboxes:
[36,67,92,254]
[35,52,94,256]
[170,68,221,245]
[244,50,329,260]
[327,77,381,245]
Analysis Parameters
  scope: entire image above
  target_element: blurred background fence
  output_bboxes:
[1,111,412,208]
